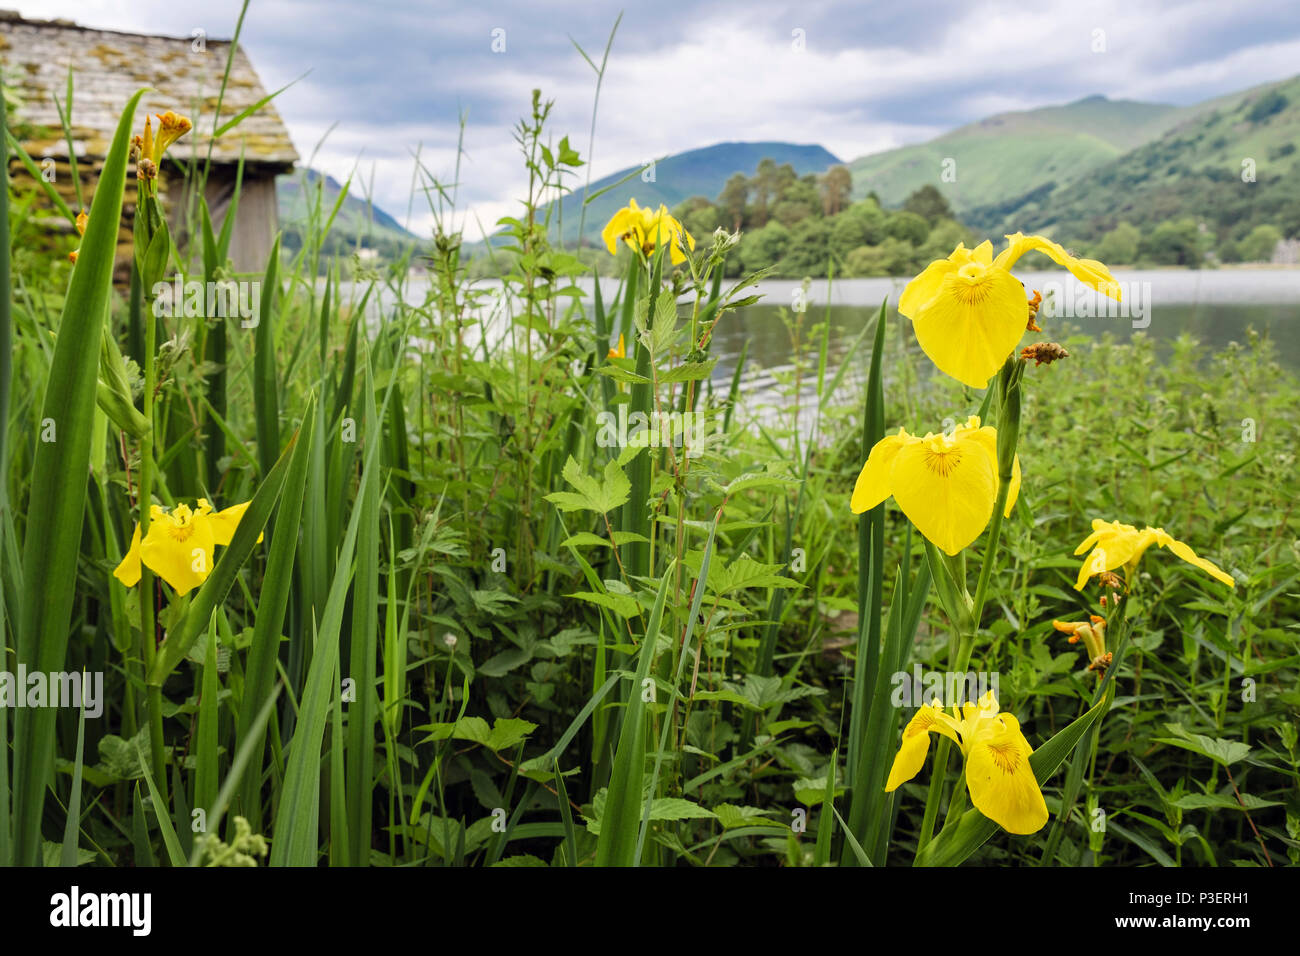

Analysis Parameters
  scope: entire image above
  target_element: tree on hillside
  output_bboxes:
[829,199,886,258]
[751,159,777,226]
[919,218,973,261]
[1094,222,1141,265]
[885,210,930,246]
[738,220,790,272]
[718,173,749,232]
[820,165,852,216]
[845,237,916,277]
[674,196,723,240]
[1239,223,1282,262]
[1140,218,1205,267]
[782,218,831,274]
[772,177,821,226]
[902,184,954,224]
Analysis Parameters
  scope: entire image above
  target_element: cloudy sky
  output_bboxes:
[12,0,1300,236]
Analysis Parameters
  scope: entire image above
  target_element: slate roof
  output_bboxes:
[0,11,298,169]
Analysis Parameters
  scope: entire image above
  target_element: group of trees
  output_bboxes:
[1064,219,1288,268]
[672,161,974,278]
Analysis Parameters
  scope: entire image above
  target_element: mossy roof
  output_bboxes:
[1,12,298,169]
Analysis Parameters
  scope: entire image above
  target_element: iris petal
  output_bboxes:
[206,500,261,546]
[112,523,143,587]
[885,703,944,792]
[899,257,958,318]
[1155,531,1235,587]
[139,513,216,596]
[850,430,909,513]
[890,434,997,555]
[911,266,1029,388]
[964,714,1048,835]
[995,232,1122,301]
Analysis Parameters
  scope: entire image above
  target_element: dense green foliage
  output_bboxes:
[3,52,1298,870]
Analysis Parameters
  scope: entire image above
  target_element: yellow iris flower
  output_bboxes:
[113,499,258,596]
[850,416,1021,555]
[899,233,1122,388]
[601,198,695,265]
[1073,519,1234,591]
[886,691,1048,835]
[608,334,626,359]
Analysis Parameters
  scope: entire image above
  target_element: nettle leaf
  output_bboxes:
[714,471,802,496]
[569,589,641,618]
[713,804,785,830]
[715,673,826,711]
[478,646,533,677]
[649,293,679,355]
[1173,793,1283,812]
[597,364,651,385]
[470,589,519,616]
[419,716,537,752]
[658,359,716,384]
[545,455,631,514]
[582,789,715,836]
[714,555,803,595]
[1155,723,1252,766]
[561,531,649,550]
[561,532,612,549]
[486,718,538,752]
[693,688,756,709]
[794,776,848,807]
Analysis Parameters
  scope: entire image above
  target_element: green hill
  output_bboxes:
[277,168,418,256]
[967,75,1300,244]
[554,141,841,243]
[848,95,1186,213]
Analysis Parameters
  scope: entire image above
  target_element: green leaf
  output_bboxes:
[1172,793,1282,811]
[594,569,673,865]
[546,455,631,514]
[12,89,147,866]
[1154,723,1252,766]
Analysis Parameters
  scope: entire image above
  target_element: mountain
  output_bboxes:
[964,76,1300,243]
[848,95,1190,213]
[277,168,418,249]
[554,141,842,243]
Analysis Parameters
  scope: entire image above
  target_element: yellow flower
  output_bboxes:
[850,416,1021,555]
[135,111,192,183]
[1053,615,1113,673]
[69,209,89,264]
[153,111,193,162]
[608,333,626,359]
[899,233,1121,388]
[601,198,695,265]
[886,691,1048,835]
[113,499,259,596]
[1073,519,1234,591]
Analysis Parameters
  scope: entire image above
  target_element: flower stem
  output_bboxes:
[135,249,168,802]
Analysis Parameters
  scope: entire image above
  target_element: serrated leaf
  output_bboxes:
[1155,723,1252,766]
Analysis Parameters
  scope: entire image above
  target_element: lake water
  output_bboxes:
[709,270,1300,394]
[358,268,1300,394]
